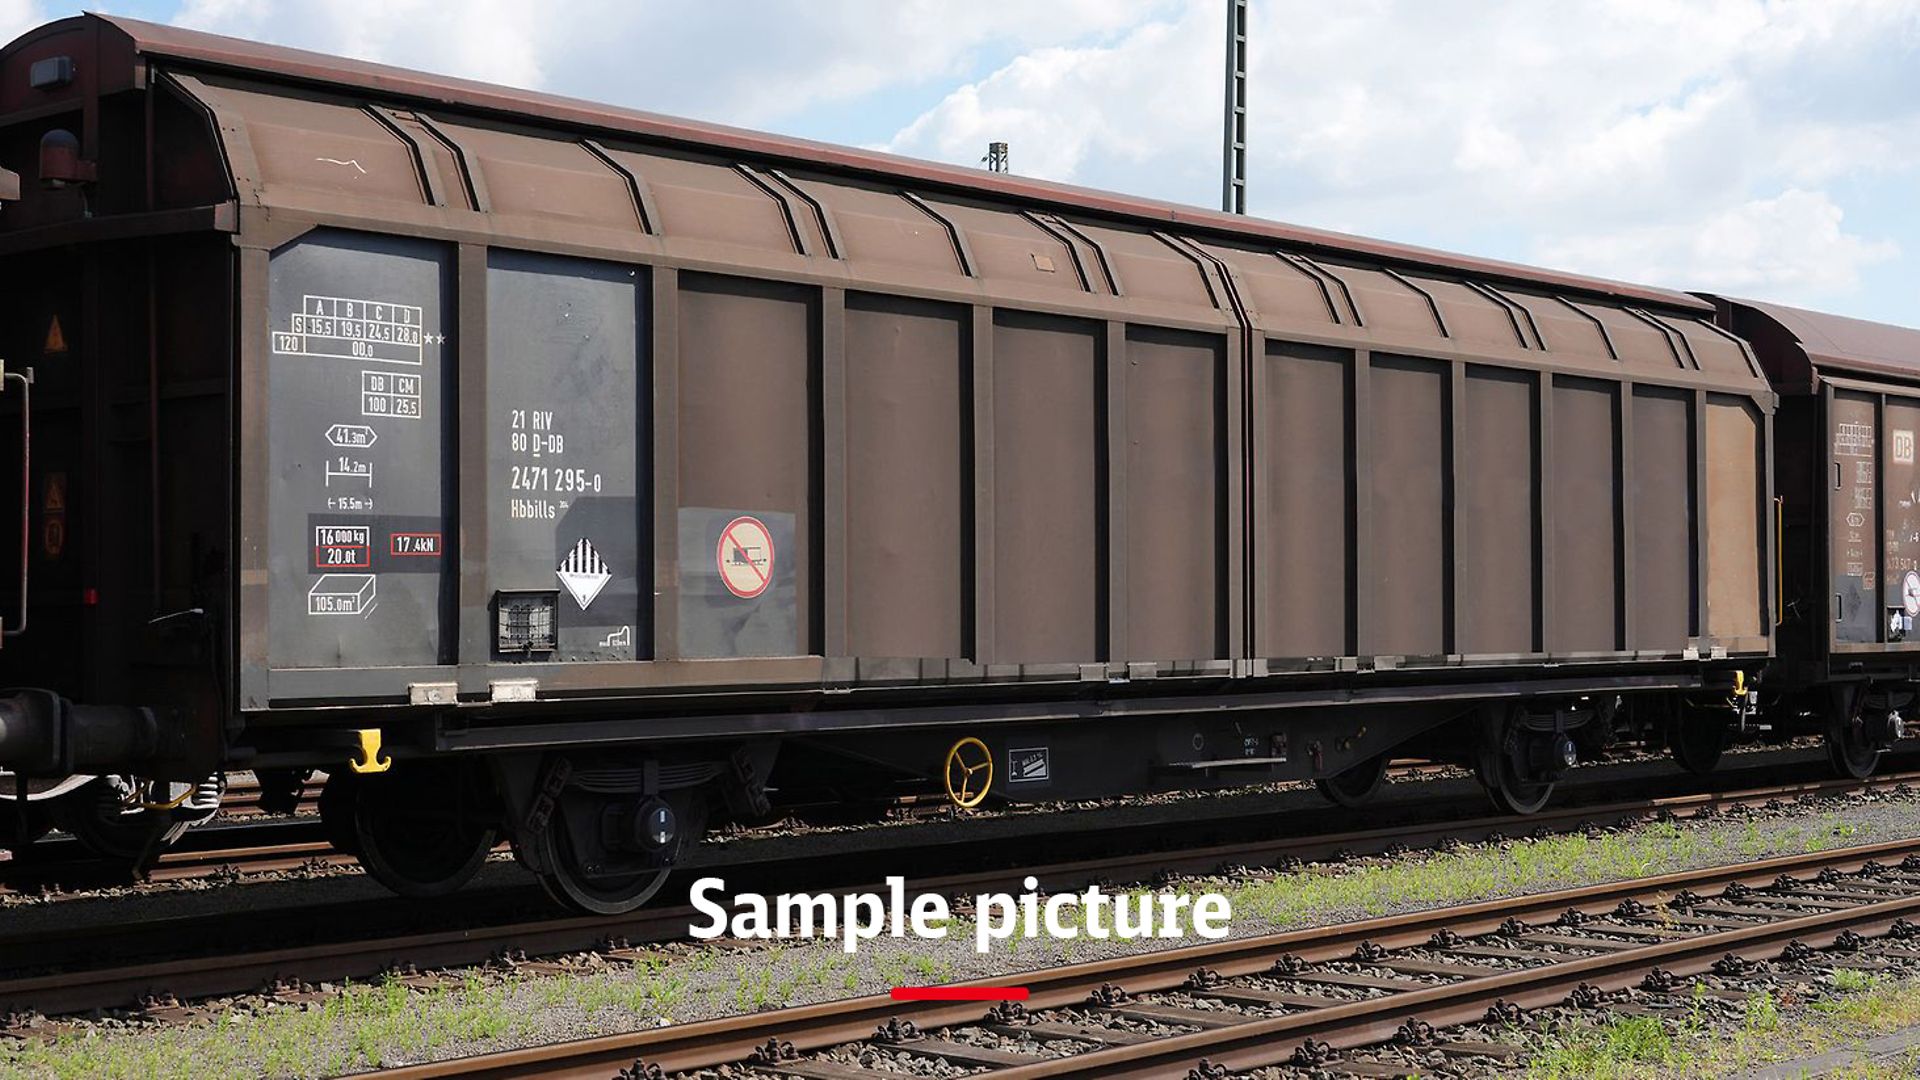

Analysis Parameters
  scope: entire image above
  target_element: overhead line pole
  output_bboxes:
[1223,0,1247,213]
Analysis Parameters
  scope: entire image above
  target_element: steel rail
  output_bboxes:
[4,768,1908,1020]
[992,886,1920,1079]
[370,836,1920,1079]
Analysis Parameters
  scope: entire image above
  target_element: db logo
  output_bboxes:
[42,517,64,558]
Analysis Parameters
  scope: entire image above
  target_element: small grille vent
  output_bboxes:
[495,591,557,656]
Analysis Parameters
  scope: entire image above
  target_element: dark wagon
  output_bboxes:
[1713,298,1920,776]
[0,15,1774,911]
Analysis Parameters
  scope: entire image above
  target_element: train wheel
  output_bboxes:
[349,762,496,898]
[0,798,52,850]
[1827,713,1880,780]
[537,786,706,916]
[1668,713,1727,776]
[51,777,188,863]
[540,842,671,916]
[0,774,87,851]
[1475,707,1557,816]
[1315,754,1389,807]
[1484,771,1554,816]
[318,772,361,855]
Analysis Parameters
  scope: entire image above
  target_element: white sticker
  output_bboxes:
[325,457,374,488]
[325,424,379,448]
[361,370,422,420]
[557,538,612,610]
[274,294,428,366]
[309,573,376,616]
[1008,747,1051,783]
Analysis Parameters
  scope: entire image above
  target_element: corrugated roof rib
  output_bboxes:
[5,12,1712,313]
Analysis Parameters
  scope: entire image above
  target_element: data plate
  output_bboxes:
[268,230,451,669]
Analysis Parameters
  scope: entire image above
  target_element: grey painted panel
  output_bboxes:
[268,229,451,669]
[1832,391,1878,643]
[1883,398,1920,640]
[487,250,644,661]
[679,507,798,658]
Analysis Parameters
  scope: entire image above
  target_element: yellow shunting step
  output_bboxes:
[350,728,392,774]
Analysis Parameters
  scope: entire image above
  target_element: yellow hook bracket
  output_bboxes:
[349,728,393,774]
[943,736,992,809]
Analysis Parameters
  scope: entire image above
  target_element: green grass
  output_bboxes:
[1530,1014,1684,1078]
[1220,813,1872,930]
[1523,974,1920,1078]
[0,966,658,1079]
[0,805,1901,1078]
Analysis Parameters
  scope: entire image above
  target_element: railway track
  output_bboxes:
[214,776,323,819]
[0,818,333,897]
[0,766,1911,1024]
[0,748,1804,898]
[380,836,1920,1080]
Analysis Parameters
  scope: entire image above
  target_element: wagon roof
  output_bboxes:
[7,12,1710,314]
[1721,296,1920,384]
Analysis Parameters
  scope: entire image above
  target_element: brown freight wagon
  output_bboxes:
[0,15,1773,911]
[1713,297,1920,777]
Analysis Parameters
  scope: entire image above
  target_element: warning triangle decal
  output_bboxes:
[556,537,612,610]
[43,315,66,356]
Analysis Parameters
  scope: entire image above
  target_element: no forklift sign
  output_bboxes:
[717,515,774,599]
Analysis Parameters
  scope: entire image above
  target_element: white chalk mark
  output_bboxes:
[316,157,367,174]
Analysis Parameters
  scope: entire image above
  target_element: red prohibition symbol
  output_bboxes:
[716,515,774,599]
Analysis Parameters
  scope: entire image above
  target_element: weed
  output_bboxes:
[1831,967,1878,993]
[1529,1014,1681,1079]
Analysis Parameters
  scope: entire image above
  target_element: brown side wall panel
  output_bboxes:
[1368,356,1448,657]
[1457,366,1536,655]
[1632,388,1694,651]
[1551,377,1620,652]
[1122,326,1223,661]
[678,273,817,656]
[1259,343,1350,658]
[991,311,1102,665]
[1706,395,1765,642]
[844,294,967,659]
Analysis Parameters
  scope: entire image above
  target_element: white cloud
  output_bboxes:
[160,0,1920,307]
[886,18,1217,184]
[884,0,1920,299]
[1538,188,1900,302]
[169,0,1176,127]
[0,0,43,43]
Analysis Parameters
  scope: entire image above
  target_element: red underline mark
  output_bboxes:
[890,986,1029,1002]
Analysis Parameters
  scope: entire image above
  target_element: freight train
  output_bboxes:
[0,15,1910,913]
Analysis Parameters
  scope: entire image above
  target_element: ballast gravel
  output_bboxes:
[6,749,1920,1077]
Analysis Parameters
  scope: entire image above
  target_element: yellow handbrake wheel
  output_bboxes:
[943,736,993,810]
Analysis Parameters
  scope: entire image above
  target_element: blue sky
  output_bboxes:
[8,1,1917,326]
